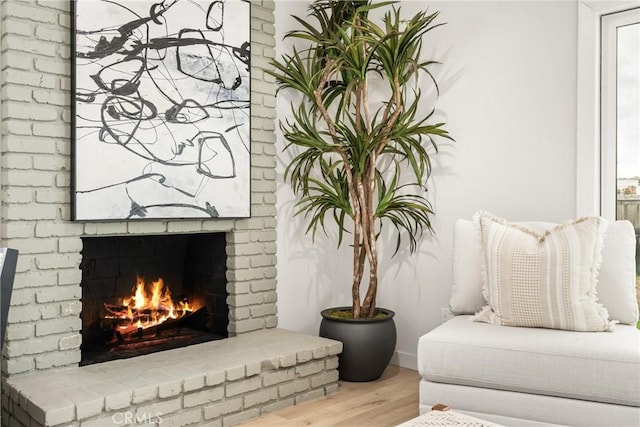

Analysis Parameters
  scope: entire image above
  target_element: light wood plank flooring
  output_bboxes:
[239,366,420,427]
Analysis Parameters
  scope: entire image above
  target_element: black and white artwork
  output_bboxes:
[72,0,251,221]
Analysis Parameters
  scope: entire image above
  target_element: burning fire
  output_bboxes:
[105,276,198,336]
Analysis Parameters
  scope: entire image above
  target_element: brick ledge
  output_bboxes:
[3,329,342,426]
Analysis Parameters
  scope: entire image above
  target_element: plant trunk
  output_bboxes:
[350,172,376,319]
[356,157,378,318]
[363,155,378,318]
[352,236,366,318]
[361,209,378,318]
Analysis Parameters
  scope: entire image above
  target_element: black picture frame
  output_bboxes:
[71,0,251,221]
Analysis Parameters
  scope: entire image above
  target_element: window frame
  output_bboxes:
[600,8,640,220]
[576,0,639,218]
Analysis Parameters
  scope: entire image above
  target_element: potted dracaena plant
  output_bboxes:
[270,0,452,381]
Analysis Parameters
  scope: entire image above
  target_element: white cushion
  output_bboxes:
[472,213,613,332]
[598,220,639,325]
[449,219,484,315]
[417,316,640,407]
[449,218,639,325]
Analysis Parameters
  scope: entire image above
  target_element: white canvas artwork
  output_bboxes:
[73,0,251,220]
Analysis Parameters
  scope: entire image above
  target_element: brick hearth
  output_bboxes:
[4,330,341,427]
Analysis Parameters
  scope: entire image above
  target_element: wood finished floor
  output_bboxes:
[239,366,420,427]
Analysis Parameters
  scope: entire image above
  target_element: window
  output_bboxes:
[600,8,640,221]
[600,7,640,323]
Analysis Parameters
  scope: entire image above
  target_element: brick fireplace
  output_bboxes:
[0,1,341,426]
[79,233,229,365]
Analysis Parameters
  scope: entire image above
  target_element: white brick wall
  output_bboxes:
[0,0,278,376]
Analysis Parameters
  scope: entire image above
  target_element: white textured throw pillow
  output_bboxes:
[449,219,555,315]
[472,212,615,332]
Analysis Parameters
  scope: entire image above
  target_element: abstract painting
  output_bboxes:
[72,0,251,220]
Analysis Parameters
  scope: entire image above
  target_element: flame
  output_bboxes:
[107,276,198,335]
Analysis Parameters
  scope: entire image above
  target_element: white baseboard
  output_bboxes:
[391,350,417,370]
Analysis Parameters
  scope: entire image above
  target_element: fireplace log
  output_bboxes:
[104,303,172,320]
[105,306,207,341]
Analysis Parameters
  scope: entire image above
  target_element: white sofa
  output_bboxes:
[417,218,640,427]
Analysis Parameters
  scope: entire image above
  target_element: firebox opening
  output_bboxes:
[80,233,228,366]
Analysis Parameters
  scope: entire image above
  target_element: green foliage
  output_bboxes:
[269,0,452,317]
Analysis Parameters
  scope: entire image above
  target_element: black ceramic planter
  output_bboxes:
[319,306,396,382]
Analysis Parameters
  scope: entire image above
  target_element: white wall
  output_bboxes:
[275,0,578,369]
